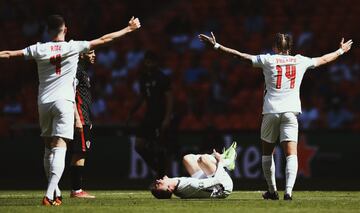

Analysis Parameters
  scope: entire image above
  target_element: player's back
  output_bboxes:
[23,40,89,104]
[252,54,316,114]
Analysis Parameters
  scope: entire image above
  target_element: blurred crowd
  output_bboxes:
[0,0,359,136]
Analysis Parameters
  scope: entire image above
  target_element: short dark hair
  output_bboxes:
[274,33,293,54]
[150,182,172,199]
[47,15,65,35]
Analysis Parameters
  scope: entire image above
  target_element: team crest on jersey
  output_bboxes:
[86,140,91,149]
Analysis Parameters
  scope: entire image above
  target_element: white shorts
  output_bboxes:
[260,112,298,143]
[38,99,74,140]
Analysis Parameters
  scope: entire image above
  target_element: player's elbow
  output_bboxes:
[314,58,327,67]
[89,38,106,50]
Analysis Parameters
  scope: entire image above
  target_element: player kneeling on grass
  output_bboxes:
[151,142,237,199]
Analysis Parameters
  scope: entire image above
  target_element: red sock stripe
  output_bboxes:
[76,92,85,125]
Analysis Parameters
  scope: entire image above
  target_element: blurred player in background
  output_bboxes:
[151,142,237,199]
[199,32,353,200]
[127,51,173,178]
[0,14,141,206]
[70,50,96,198]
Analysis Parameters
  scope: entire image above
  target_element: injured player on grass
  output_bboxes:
[150,142,237,199]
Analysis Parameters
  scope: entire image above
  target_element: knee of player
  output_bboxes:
[70,153,85,165]
[197,154,209,164]
[182,154,192,164]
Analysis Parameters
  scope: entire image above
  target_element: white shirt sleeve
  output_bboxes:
[22,44,38,60]
[70,40,90,54]
[297,54,317,69]
[251,54,270,68]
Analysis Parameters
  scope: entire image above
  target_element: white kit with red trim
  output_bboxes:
[252,54,317,114]
[23,40,90,104]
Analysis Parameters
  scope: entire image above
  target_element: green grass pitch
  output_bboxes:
[0,191,359,213]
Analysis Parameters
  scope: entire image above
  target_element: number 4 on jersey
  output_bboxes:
[275,65,296,89]
[50,54,62,75]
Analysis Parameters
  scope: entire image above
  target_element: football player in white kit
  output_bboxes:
[199,32,353,200]
[0,15,141,206]
[151,142,237,199]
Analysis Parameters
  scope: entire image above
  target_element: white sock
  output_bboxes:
[208,154,231,167]
[45,147,66,200]
[208,155,217,164]
[222,159,231,167]
[285,155,298,196]
[262,155,277,193]
[43,148,61,197]
[191,170,205,179]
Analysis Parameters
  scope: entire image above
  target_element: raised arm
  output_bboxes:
[0,50,24,59]
[198,32,254,61]
[314,38,353,67]
[89,17,141,50]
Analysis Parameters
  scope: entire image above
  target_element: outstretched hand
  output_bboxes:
[340,38,353,53]
[128,16,141,31]
[198,32,217,46]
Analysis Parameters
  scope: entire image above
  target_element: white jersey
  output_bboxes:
[252,54,317,114]
[173,166,233,199]
[23,40,90,104]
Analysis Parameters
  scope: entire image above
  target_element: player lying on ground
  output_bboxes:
[151,142,237,199]
[199,32,353,200]
[0,15,141,206]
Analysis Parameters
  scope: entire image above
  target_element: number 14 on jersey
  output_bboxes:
[275,65,296,89]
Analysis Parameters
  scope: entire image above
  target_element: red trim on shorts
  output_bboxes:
[80,128,86,152]
[76,91,86,152]
[76,91,85,125]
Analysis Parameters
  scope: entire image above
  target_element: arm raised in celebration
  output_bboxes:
[89,16,141,50]
[314,38,353,67]
[199,32,254,61]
